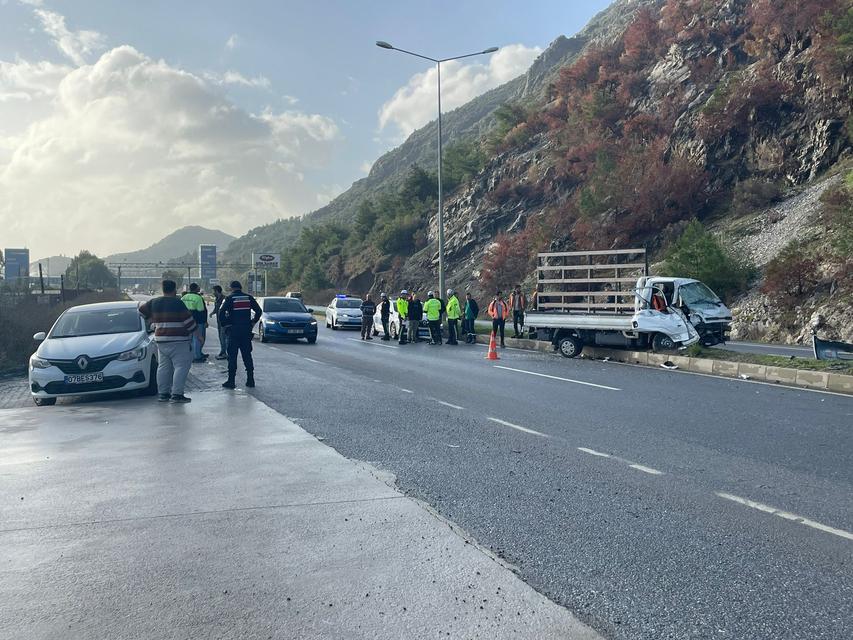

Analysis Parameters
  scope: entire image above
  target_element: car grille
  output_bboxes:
[40,375,135,395]
[47,353,120,374]
[278,322,306,328]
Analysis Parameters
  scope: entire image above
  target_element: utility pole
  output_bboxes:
[117,265,122,293]
[60,274,66,305]
[38,263,45,294]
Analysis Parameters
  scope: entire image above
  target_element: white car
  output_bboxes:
[325,295,364,330]
[29,300,157,406]
[372,299,431,340]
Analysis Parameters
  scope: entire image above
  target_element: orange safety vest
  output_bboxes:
[488,299,509,320]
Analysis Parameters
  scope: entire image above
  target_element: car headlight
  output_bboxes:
[117,346,146,361]
[309,320,317,325]
[30,356,51,370]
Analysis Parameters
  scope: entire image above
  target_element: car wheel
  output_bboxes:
[307,335,317,344]
[259,325,269,343]
[390,323,398,339]
[141,358,159,396]
[331,319,338,330]
[34,397,57,406]
[558,335,583,358]
[652,333,677,353]
[373,327,379,336]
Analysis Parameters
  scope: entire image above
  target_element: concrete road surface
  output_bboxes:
[241,323,852,640]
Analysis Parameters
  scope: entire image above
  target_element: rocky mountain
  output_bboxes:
[106,226,235,265]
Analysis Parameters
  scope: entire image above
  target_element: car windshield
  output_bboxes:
[679,282,722,306]
[263,298,306,313]
[336,299,362,309]
[50,308,142,338]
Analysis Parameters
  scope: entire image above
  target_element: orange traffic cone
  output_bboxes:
[485,330,500,360]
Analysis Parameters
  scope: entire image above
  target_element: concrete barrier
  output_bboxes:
[765,366,798,385]
[828,373,853,394]
[796,369,830,390]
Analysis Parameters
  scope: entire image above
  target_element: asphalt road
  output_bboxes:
[240,323,852,640]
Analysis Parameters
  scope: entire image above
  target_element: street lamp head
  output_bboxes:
[376,41,394,50]
[482,47,499,54]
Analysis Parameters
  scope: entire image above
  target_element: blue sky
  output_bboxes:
[0,0,611,259]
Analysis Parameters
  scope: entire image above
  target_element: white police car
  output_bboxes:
[372,298,431,340]
[29,300,157,406]
[325,295,364,330]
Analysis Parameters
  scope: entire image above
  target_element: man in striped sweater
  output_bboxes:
[138,279,200,403]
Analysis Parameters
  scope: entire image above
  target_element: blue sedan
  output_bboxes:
[254,297,318,344]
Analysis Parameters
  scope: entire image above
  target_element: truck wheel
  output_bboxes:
[652,333,677,353]
[558,335,583,358]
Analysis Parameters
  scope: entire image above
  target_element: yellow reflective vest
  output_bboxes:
[396,297,409,319]
[423,297,441,321]
[446,295,461,320]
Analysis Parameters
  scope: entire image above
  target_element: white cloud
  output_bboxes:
[33,9,105,65]
[209,70,271,89]
[360,161,372,174]
[225,34,239,51]
[283,94,299,105]
[0,45,341,258]
[378,44,541,139]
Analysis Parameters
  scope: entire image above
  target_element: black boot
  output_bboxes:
[222,377,236,389]
[246,374,255,388]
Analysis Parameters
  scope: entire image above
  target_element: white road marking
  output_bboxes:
[628,463,664,475]
[348,338,398,349]
[437,400,464,410]
[715,492,853,542]
[303,357,321,364]
[494,365,621,391]
[577,447,611,458]
[487,417,548,438]
[399,388,414,394]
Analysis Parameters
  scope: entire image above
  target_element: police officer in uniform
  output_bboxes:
[218,280,263,389]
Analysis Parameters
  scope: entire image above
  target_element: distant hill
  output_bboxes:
[29,255,72,277]
[106,226,235,264]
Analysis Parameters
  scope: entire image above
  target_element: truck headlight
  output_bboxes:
[30,356,51,369]
[117,346,146,361]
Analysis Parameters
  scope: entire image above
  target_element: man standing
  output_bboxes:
[408,292,423,343]
[209,284,227,359]
[182,283,208,362]
[138,279,198,403]
[445,289,461,345]
[509,284,527,339]
[379,293,391,340]
[396,290,409,344]
[464,292,479,344]
[360,293,376,340]
[488,290,509,348]
[218,280,263,389]
[423,291,442,345]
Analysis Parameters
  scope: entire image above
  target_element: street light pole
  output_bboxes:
[376,41,498,299]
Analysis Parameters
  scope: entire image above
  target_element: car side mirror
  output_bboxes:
[33,332,46,341]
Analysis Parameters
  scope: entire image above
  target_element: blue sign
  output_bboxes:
[4,248,29,283]
[199,244,217,282]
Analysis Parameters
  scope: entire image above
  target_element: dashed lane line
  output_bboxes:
[347,338,399,349]
[302,357,322,364]
[494,365,621,391]
[437,400,465,410]
[399,388,414,394]
[715,492,853,542]
[487,417,549,438]
[577,447,665,476]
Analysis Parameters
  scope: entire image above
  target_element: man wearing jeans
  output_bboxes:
[138,279,199,403]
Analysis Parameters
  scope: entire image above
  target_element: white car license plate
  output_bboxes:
[287,329,303,334]
[64,373,104,384]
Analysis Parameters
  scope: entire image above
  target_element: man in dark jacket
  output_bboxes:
[408,293,423,343]
[464,292,479,344]
[218,280,263,389]
[360,293,376,340]
[379,293,391,340]
[209,284,227,359]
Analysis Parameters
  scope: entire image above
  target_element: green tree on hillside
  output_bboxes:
[65,251,116,290]
[661,221,753,302]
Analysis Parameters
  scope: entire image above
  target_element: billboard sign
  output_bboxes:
[4,248,30,283]
[253,253,280,269]
[199,244,217,282]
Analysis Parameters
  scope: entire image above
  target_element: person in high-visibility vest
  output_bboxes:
[423,291,443,345]
[487,290,510,348]
[181,283,208,362]
[396,290,409,344]
[445,288,461,345]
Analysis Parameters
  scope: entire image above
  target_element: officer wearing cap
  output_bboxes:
[396,290,409,344]
[445,288,461,345]
[379,293,391,340]
[218,280,262,389]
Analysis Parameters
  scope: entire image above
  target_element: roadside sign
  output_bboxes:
[3,248,30,283]
[199,244,217,281]
[209,278,220,286]
[253,253,280,269]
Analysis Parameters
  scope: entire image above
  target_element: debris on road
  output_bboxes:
[660,361,679,370]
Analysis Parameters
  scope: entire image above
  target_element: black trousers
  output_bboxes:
[513,310,525,336]
[361,318,373,339]
[447,319,458,344]
[227,331,254,379]
[428,320,442,344]
[381,316,390,338]
[492,318,506,344]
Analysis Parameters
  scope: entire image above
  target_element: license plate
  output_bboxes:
[64,373,104,384]
[287,329,303,334]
